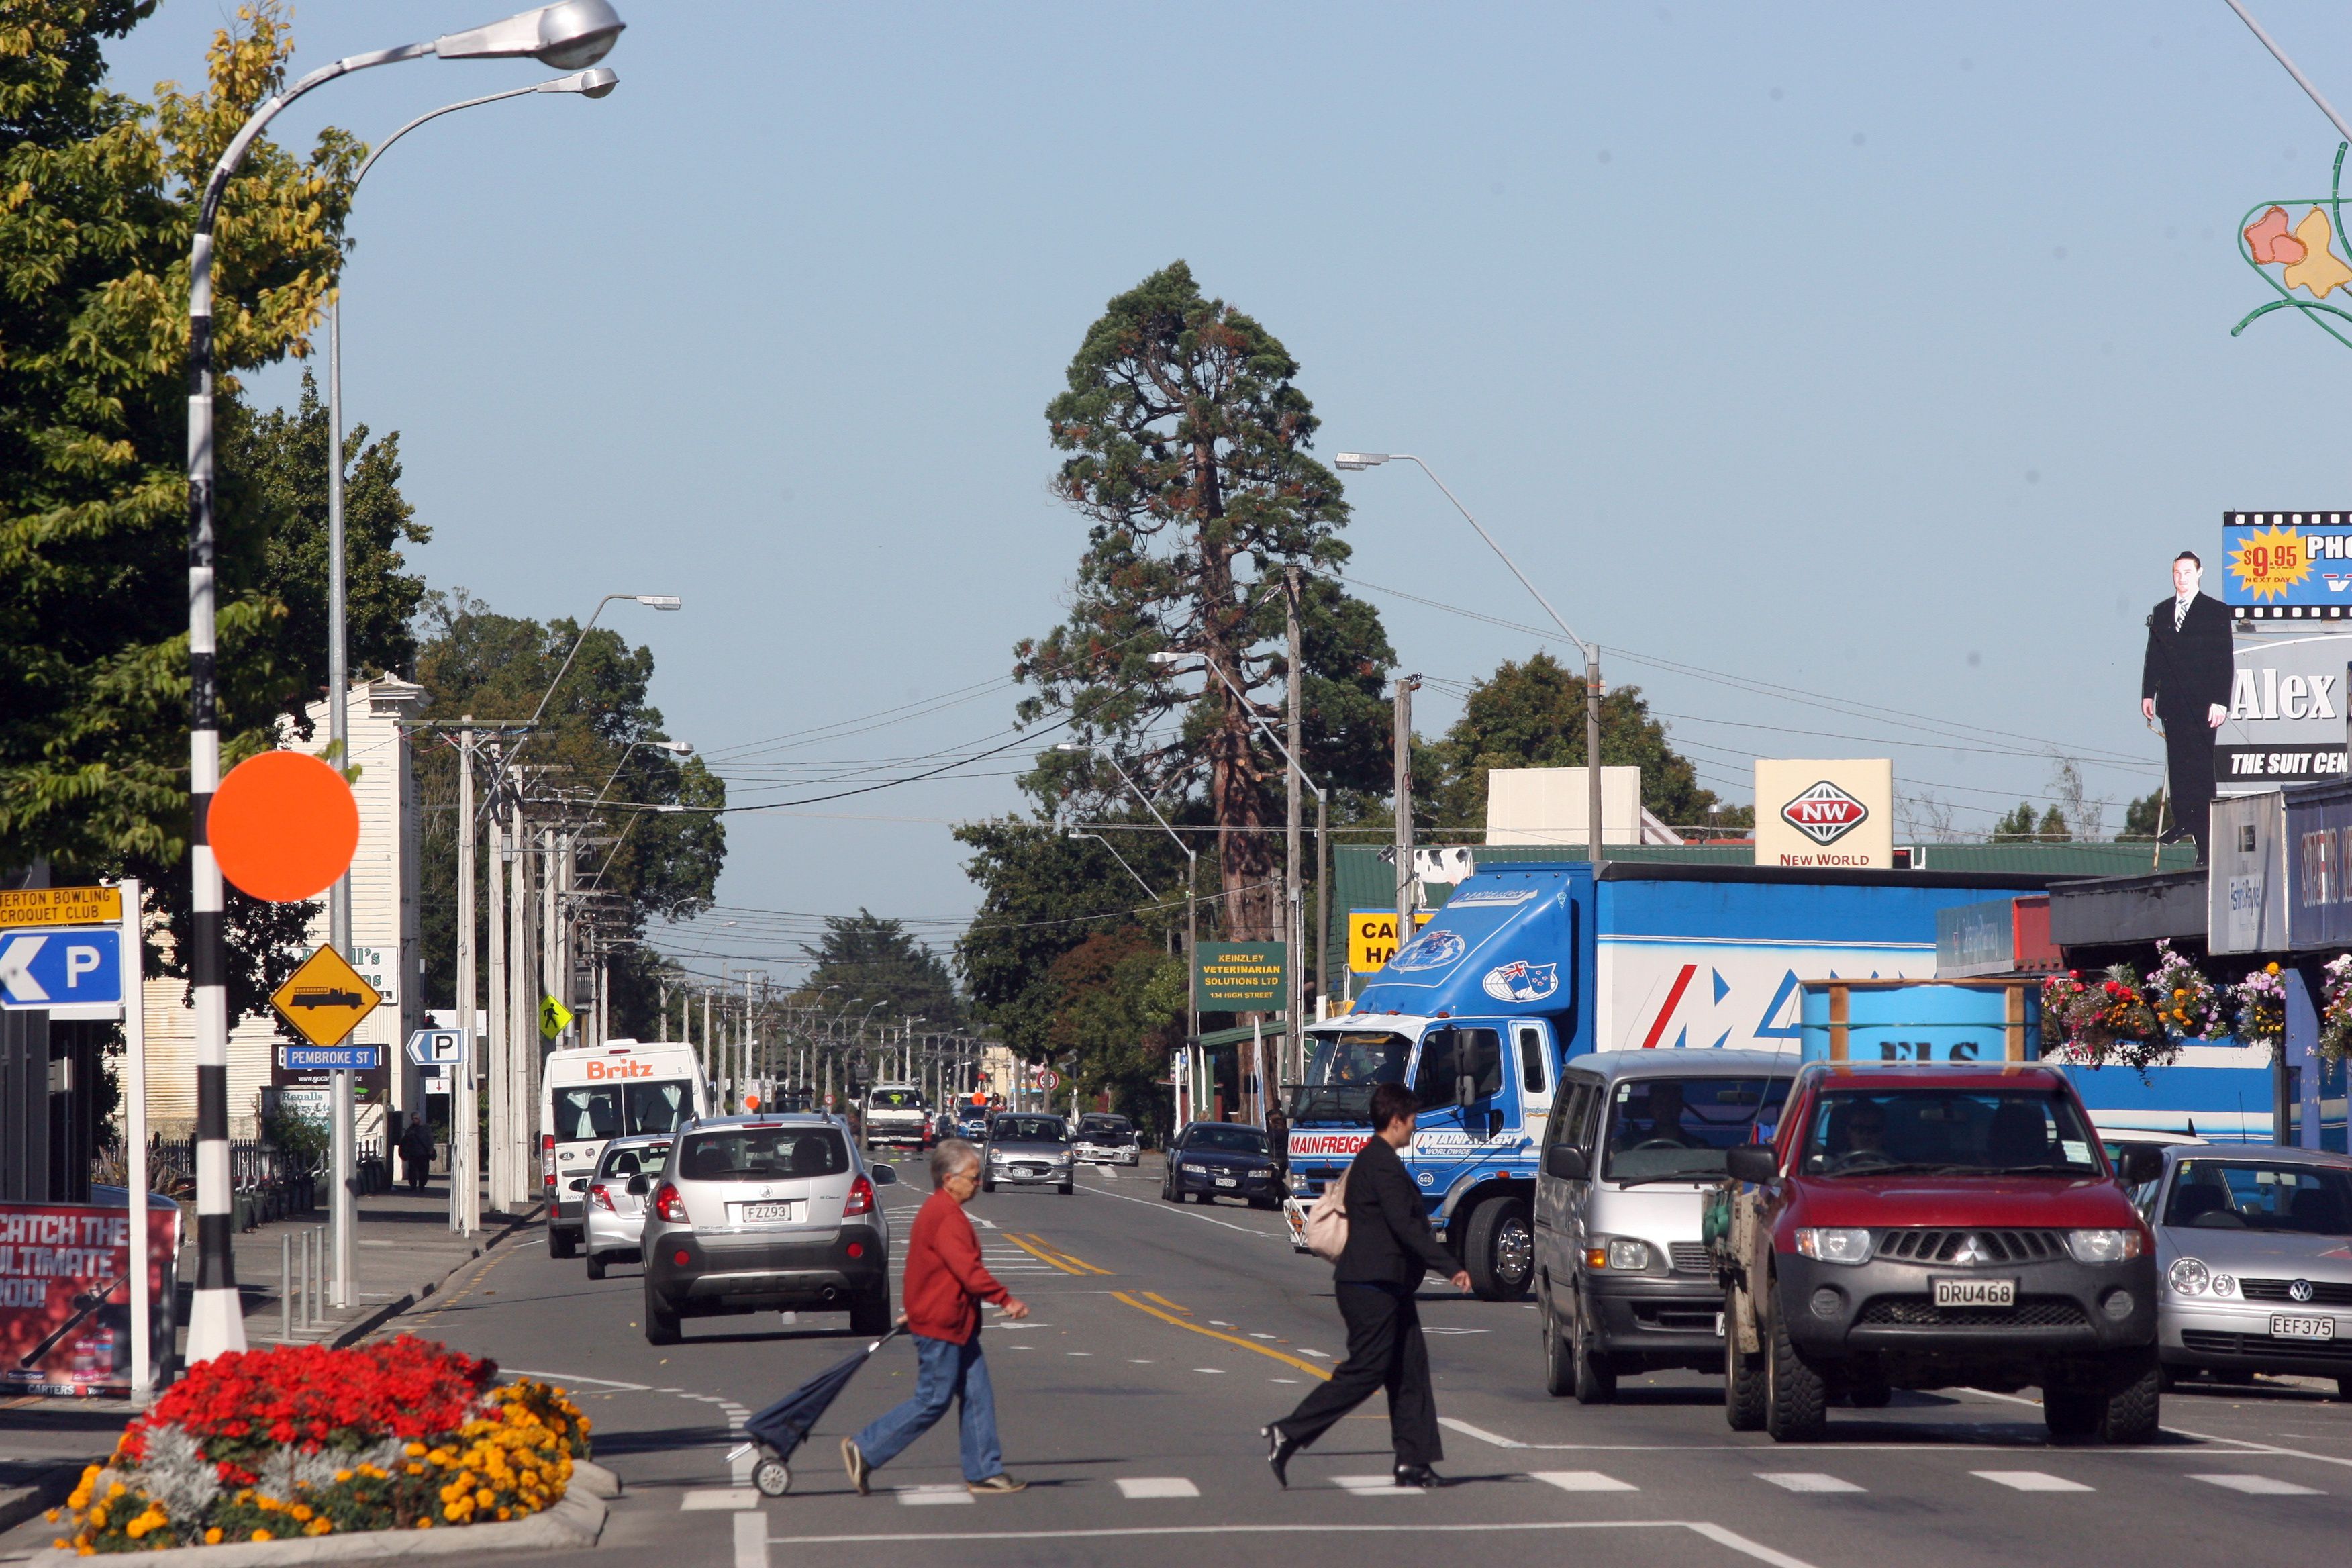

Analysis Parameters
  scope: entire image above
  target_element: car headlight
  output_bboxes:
[1183,1161,1207,1173]
[2064,1228,2144,1264]
[1794,1228,1874,1265]
[2169,1256,2209,1296]
[1583,1238,1652,1271]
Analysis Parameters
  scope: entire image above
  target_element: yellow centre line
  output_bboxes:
[999,1232,1089,1275]
[1018,1233,1113,1275]
[1111,1291,1331,1381]
[1140,1291,1191,1315]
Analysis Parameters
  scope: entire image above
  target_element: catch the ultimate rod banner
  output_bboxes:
[2220,513,2352,791]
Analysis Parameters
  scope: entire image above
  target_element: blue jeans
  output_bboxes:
[852,1330,1002,1482]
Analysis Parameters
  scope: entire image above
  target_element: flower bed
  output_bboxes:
[48,1337,589,1554]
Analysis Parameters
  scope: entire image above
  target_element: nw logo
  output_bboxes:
[1781,781,1869,846]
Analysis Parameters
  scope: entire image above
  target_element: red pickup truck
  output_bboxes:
[1715,1061,2163,1444]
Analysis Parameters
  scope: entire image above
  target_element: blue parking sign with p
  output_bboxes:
[0,926,123,1010]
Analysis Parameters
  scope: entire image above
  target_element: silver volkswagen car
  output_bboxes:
[583,1132,671,1281]
[2137,1143,2352,1400]
[638,1114,899,1344]
[981,1113,1075,1194]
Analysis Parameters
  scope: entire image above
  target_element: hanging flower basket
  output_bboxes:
[2146,941,2230,1042]
[2041,963,2177,1071]
[2318,953,2352,1065]
[2233,962,2289,1049]
[47,1337,589,1553]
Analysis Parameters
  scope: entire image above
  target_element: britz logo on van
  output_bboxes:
[1780,781,1869,846]
[582,1058,655,1081]
[1290,1132,1371,1158]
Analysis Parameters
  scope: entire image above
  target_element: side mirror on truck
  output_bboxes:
[1724,1144,1779,1184]
[2117,1145,2163,1186]
[1542,1145,1588,1181]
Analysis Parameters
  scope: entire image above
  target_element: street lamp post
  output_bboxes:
[181,0,624,1367]
[1337,452,1607,867]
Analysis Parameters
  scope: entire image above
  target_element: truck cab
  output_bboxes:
[861,1083,932,1153]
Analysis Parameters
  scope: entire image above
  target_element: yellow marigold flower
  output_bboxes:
[476,1489,495,1509]
[291,1504,313,1522]
[416,1519,432,1530]
[407,1442,428,1457]
[306,1519,332,1536]
[106,1482,124,1500]
[497,1507,512,1520]
[334,1469,353,1483]
[443,1502,467,1522]
[205,1528,223,1545]
[252,1530,273,1542]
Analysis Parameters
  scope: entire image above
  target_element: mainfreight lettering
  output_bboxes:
[1286,859,2050,1300]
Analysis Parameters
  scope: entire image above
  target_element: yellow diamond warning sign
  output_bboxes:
[539,993,574,1042]
[270,944,380,1048]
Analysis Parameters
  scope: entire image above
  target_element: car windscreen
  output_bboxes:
[1186,1125,1269,1155]
[1601,1077,1792,1183]
[677,1127,850,1183]
[869,1089,927,1110]
[1799,1088,2100,1177]
[1303,1031,1413,1087]
[595,1144,670,1180]
[1077,1118,1133,1141]
[992,1117,1065,1143]
[2163,1160,2352,1234]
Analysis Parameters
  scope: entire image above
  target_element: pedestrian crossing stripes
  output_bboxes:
[2190,1474,2321,1496]
[1115,1477,1200,1498]
[1531,1471,1637,1493]
[1759,1473,1865,1493]
[1971,1471,2093,1493]
[895,1485,973,1506]
[1331,1474,1421,1495]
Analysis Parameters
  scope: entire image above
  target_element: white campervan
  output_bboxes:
[542,1039,709,1259]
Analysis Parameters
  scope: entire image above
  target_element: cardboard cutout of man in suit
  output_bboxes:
[2141,550,2234,863]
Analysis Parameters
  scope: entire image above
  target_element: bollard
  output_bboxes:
[280,1233,291,1341]
[297,1226,310,1334]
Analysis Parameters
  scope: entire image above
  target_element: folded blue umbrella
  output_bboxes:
[743,1326,905,1461]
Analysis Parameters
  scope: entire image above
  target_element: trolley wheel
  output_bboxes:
[752,1457,792,1497]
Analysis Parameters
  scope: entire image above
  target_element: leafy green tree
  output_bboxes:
[412,593,726,1038]
[1044,930,1185,1136]
[2120,790,2165,840]
[795,911,964,1040]
[1990,802,2063,842]
[1014,261,1395,941]
[1420,652,1718,834]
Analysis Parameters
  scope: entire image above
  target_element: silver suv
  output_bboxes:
[639,1114,899,1344]
[584,1132,672,1282]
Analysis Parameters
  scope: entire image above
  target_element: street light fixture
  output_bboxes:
[1336,451,1607,871]
[1066,829,1161,899]
[1055,741,1202,1066]
[182,0,627,1367]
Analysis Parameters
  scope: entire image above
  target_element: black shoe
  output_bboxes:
[1262,1424,1298,1489]
[1394,1465,1442,1490]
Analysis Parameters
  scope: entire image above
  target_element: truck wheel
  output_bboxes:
[849,1286,892,1337]
[1570,1295,1616,1404]
[1540,1280,1575,1398]
[1764,1307,1826,1442]
[1725,1295,1769,1431]
[644,1289,682,1346]
[585,1251,606,1281]
[2096,1350,2162,1444]
[548,1228,576,1260]
[1463,1197,1534,1302]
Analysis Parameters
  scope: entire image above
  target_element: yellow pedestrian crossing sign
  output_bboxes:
[539,993,574,1041]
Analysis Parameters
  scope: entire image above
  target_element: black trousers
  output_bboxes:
[2159,707,2216,863]
[1273,1281,1440,1468]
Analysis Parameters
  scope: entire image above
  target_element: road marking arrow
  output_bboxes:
[0,934,50,1001]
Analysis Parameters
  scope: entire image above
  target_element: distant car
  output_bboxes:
[957,1107,992,1140]
[583,1134,671,1281]
[638,1113,899,1344]
[2100,1128,2206,1165]
[981,1114,1074,1195]
[2137,1143,2352,1400]
[1072,1114,1140,1167]
[288,987,366,1010]
[1163,1122,1281,1208]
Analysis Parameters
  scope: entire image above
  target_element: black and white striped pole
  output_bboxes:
[180,2,626,1366]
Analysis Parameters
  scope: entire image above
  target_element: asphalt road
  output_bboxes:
[311,1157,2352,1567]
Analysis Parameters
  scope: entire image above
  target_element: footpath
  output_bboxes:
[0,1178,542,1540]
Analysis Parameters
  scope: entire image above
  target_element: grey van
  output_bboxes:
[1534,1049,1795,1403]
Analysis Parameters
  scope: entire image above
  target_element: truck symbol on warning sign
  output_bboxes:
[1780,781,1869,846]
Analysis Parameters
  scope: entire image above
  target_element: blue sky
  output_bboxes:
[102,2,2352,983]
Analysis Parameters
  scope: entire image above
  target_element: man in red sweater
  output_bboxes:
[843,1138,1029,1495]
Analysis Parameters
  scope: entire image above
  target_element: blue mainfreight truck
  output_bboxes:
[1287,860,2049,1298]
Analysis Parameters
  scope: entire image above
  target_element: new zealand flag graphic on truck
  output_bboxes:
[1481,959,1559,1002]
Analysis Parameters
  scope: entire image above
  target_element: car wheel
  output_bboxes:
[981,1175,995,1193]
[1058,1181,1074,1195]
[1763,1303,1826,1442]
[1540,1279,1575,1398]
[1463,1197,1534,1302]
[548,1228,576,1260]
[1725,1294,1768,1431]
[644,1288,683,1346]
[585,1251,606,1281]
[2096,1349,2161,1444]
[2041,1381,2098,1441]
[1571,1291,1616,1405]
[1161,1179,1179,1202]
[850,1286,892,1337]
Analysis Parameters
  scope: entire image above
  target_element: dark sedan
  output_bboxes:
[1162,1122,1283,1208]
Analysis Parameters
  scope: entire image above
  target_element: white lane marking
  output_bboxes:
[1075,1179,1285,1237]
[1439,1417,1526,1449]
[2190,1473,2321,1495]
[1129,1359,1155,1363]
[1757,1473,1864,1494]
[682,1489,759,1510]
[1973,1471,2092,1493]
[1298,1349,1332,1359]
[1193,1367,1226,1374]
[1332,1474,1420,1496]
[734,1510,768,1568]
[1068,1351,1093,1356]
[897,1485,974,1506]
[1438,1416,2284,1457]
[505,1367,653,1391]
[761,1521,1822,1565]
[1271,1377,1301,1383]
[1532,1471,1636,1492]
[1116,1477,1201,1499]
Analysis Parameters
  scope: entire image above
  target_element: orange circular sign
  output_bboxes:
[209,750,360,903]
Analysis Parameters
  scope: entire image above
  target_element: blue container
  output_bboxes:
[1798,979,2038,1064]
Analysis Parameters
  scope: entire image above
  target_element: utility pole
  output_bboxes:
[485,769,508,1211]
[453,722,477,1236]
[1285,567,1305,1089]
[507,791,533,1210]
[1393,674,1420,930]
[702,989,714,1094]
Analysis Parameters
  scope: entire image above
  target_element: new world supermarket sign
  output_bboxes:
[1753,759,1895,869]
